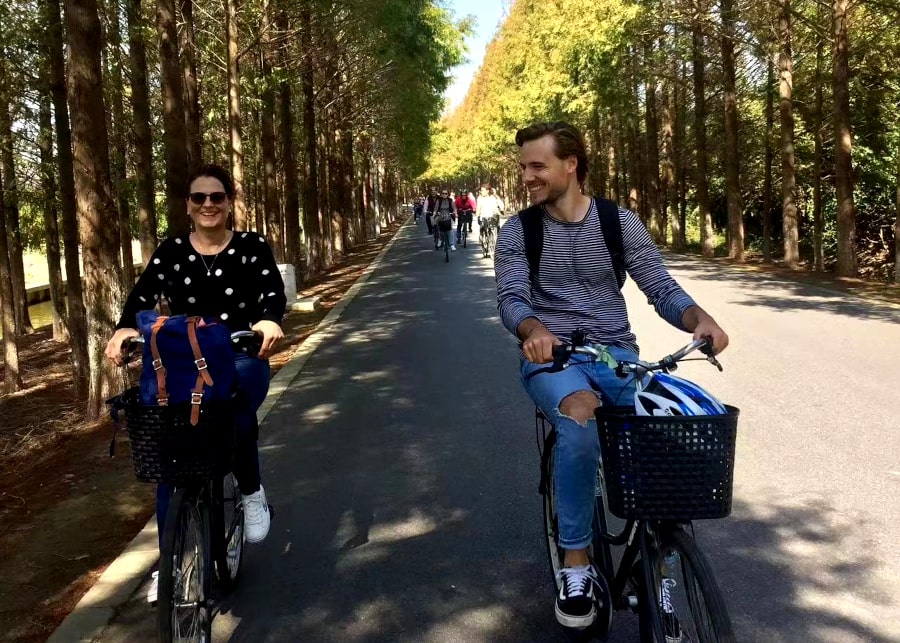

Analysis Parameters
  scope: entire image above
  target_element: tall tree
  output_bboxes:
[763,55,774,263]
[126,0,158,265]
[278,10,300,269]
[692,4,714,257]
[180,0,202,169]
[259,0,283,261]
[721,0,744,260]
[780,0,799,268]
[0,168,22,392]
[812,4,826,273]
[832,0,857,277]
[157,0,190,236]
[225,0,248,230]
[44,0,89,397]
[0,63,34,335]
[300,3,321,275]
[105,0,135,287]
[38,92,67,339]
[644,40,663,244]
[64,0,126,418]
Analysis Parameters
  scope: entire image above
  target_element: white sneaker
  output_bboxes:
[243,485,271,543]
[450,245,456,251]
[147,570,159,604]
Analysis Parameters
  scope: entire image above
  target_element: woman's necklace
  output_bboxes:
[194,233,229,277]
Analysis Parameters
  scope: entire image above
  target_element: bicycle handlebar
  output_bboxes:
[525,331,723,382]
[120,329,263,363]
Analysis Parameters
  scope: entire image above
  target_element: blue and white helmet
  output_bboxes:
[635,372,727,416]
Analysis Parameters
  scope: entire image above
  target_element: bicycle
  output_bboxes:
[479,214,499,258]
[434,214,454,262]
[531,332,738,642]
[457,210,472,249]
[108,330,263,642]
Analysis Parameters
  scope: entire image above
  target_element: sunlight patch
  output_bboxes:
[302,403,340,423]
[420,606,513,641]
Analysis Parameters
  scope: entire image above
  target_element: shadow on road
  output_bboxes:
[662,255,900,323]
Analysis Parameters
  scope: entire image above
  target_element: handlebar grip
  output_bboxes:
[551,344,571,366]
[699,337,714,355]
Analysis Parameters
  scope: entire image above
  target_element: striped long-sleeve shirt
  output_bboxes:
[495,199,696,353]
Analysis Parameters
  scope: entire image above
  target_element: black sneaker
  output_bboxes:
[555,564,598,629]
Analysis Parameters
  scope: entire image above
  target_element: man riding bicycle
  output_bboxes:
[494,122,729,631]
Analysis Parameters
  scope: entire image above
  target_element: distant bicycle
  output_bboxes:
[457,210,472,249]
[531,333,738,642]
[108,331,264,642]
[479,214,499,258]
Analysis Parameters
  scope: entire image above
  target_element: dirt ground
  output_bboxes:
[1,223,898,642]
[0,221,403,643]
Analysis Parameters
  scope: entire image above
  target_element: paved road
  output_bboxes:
[98,220,900,642]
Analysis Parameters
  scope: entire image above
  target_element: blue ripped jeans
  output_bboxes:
[156,353,270,545]
[521,347,639,550]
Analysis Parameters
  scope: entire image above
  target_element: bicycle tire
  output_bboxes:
[158,487,212,643]
[213,473,244,595]
[541,433,565,590]
[639,525,735,643]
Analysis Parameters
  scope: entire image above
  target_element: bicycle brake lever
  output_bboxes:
[707,354,724,372]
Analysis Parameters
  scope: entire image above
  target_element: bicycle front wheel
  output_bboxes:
[158,487,212,643]
[213,473,244,595]
[639,525,735,643]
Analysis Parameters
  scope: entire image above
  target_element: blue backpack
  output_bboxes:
[136,311,237,425]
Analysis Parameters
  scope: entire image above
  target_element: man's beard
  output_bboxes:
[533,181,567,207]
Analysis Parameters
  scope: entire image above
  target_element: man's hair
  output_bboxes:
[186,163,235,198]
[515,121,588,185]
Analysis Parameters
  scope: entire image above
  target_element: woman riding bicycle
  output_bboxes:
[104,163,286,601]
[495,122,728,631]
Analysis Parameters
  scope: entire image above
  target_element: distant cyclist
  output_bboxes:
[424,188,438,236]
[432,189,457,251]
[455,189,476,245]
[495,122,729,631]
[413,197,424,224]
[476,185,504,232]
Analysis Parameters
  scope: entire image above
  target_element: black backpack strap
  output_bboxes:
[519,205,544,285]
[595,197,626,289]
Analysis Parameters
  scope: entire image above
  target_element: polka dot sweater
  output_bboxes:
[117,232,287,332]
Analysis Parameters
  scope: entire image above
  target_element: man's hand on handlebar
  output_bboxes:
[520,323,562,365]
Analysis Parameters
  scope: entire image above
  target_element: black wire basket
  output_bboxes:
[594,405,739,520]
[118,387,237,485]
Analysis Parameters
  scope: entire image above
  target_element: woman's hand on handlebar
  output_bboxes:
[105,328,140,366]
[251,320,283,359]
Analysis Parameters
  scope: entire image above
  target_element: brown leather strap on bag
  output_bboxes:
[149,316,169,405]
[187,317,214,426]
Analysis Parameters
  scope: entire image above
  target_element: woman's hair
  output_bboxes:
[186,163,235,199]
[514,121,588,185]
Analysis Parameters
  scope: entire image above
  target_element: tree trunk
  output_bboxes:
[895,145,900,282]
[0,169,23,392]
[644,41,662,243]
[721,0,744,260]
[832,0,857,277]
[661,72,676,247]
[278,11,300,269]
[692,7,714,257]
[0,83,34,335]
[106,0,134,288]
[260,0,283,262]
[44,0,89,397]
[127,0,158,266]
[780,0,800,268]
[300,7,321,277]
[38,93,68,339]
[64,0,127,419]
[180,0,202,169]
[589,105,605,196]
[607,119,619,202]
[156,0,190,237]
[763,56,774,263]
[813,3,825,273]
[225,0,248,231]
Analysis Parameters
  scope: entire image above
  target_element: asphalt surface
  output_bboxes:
[97,219,900,642]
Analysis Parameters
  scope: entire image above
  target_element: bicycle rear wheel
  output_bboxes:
[213,473,244,595]
[639,525,735,643]
[158,487,211,643]
[540,431,565,588]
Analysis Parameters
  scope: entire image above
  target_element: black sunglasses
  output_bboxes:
[189,191,228,205]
